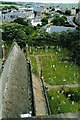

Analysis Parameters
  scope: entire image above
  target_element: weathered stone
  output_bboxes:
[0,43,30,118]
[0,45,2,58]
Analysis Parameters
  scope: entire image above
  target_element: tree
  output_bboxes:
[13,17,28,26]
[2,23,27,48]
[76,8,80,14]
[64,89,80,102]
[65,10,71,16]
[51,7,55,11]
[41,17,48,26]
[1,6,18,14]
[10,5,18,10]
[59,30,80,65]
[73,16,79,26]
[51,15,66,26]
[45,13,51,18]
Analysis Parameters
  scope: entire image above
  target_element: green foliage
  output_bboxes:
[13,17,28,26]
[51,15,67,26]
[59,31,80,65]
[65,10,71,15]
[29,47,80,85]
[41,17,48,26]
[2,2,19,5]
[1,5,18,14]
[73,16,79,26]
[28,28,80,65]
[28,29,80,65]
[2,21,36,50]
[47,87,79,114]
[2,20,80,65]
[51,7,55,11]
[30,56,39,76]
[0,40,4,44]
[64,89,80,102]
[39,55,79,85]
[2,23,27,48]
[29,46,79,114]
[29,30,50,46]
[43,12,51,18]
[10,5,18,10]
[76,8,80,14]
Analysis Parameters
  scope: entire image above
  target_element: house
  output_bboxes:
[19,7,27,12]
[55,8,61,12]
[45,25,76,33]
[75,11,80,25]
[71,8,76,15]
[31,18,42,26]
[33,6,43,17]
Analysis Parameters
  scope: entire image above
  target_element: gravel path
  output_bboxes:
[32,74,47,116]
[35,56,41,76]
[44,82,80,89]
[30,54,58,57]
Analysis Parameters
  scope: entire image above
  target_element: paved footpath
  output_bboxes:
[35,56,41,76]
[44,82,80,90]
[32,74,47,116]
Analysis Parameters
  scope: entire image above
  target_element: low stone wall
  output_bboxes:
[0,45,2,58]
[0,43,31,118]
[1,112,80,120]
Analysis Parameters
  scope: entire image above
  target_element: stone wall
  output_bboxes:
[0,45,2,58]
[0,43,31,118]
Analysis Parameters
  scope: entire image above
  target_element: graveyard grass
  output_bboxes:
[47,87,79,114]
[29,46,80,114]
[30,56,39,76]
[29,46,70,56]
[39,56,79,85]
[29,46,80,85]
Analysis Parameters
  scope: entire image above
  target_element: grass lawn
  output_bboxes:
[39,56,80,85]
[47,87,79,114]
[29,46,80,85]
[29,46,70,56]
[30,56,39,76]
[0,4,19,6]
[29,46,80,114]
